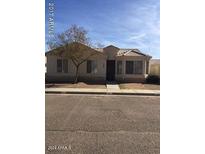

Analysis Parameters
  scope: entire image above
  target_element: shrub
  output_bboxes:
[146,75,160,84]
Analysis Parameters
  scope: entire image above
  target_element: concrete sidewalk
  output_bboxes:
[45,87,160,96]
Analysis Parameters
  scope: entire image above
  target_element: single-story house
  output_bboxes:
[45,43,152,83]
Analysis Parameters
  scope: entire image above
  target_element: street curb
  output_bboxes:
[45,91,160,96]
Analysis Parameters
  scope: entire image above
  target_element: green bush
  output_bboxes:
[146,75,160,84]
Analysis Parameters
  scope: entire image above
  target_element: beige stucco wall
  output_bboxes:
[46,53,107,82]
[103,46,118,60]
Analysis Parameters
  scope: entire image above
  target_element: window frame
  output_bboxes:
[117,60,122,75]
[91,60,97,74]
[134,61,143,74]
[57,58,68,73]
[126,60,143,75]
[126,61,134,74]
[87,60,97,74]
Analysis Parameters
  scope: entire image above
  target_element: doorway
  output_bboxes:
[106,60,115,81]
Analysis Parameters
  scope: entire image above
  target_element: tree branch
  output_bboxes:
[78,52,98,65]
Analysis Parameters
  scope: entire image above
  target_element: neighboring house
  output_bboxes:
[45,43,152,83]
[149,59,160,77]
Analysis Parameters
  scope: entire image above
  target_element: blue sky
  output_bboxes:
[45,0,160,58]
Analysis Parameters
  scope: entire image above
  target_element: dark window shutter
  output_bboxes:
[57,59,62,73]
[87,60,91,73]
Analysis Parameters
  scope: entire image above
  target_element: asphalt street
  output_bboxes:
[46,94,160,154]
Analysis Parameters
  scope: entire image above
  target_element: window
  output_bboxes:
[87,60,97,74]
[91,61,97,73]
[117,61,122,74]
[87,60,91,73]
[126,60,143,74]
[63,59,68,73]
[134,61,143,74]
[126,61,134,74]
[57,59,68,73]
[57,59,62,72]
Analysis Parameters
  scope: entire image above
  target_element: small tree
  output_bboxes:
[95,43,105,48]
[47,25,98,83]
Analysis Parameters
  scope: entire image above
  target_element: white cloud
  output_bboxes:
[128,33,147,41]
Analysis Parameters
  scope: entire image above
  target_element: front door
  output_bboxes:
[106,60,115,81]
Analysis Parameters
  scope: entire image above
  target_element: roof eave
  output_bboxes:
[45,42,105,56]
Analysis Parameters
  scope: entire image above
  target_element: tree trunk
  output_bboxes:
[74,65,79,83]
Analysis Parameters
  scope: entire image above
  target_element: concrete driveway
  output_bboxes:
[46,94,160,154]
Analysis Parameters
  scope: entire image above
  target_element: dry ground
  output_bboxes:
[119,83,160,90]
[46,82,160,90]
[46,82,106,89]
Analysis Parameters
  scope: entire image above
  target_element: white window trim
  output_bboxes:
[87,60,98,74]
[134,60,143,74]
[57,58,68,73]
[125,60,143,75]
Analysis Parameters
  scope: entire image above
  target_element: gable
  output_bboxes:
[103,45,119,50]
[124,50,144,56]
[103,45,120,59]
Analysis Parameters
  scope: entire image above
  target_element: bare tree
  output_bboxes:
[95,43,105,48]
[47,25,98,83]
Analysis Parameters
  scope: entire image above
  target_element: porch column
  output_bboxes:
[146,61,149,74]
[143,60,146,74]
[122,59,126,81]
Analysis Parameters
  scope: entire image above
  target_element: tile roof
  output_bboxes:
[94,47,150,57]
